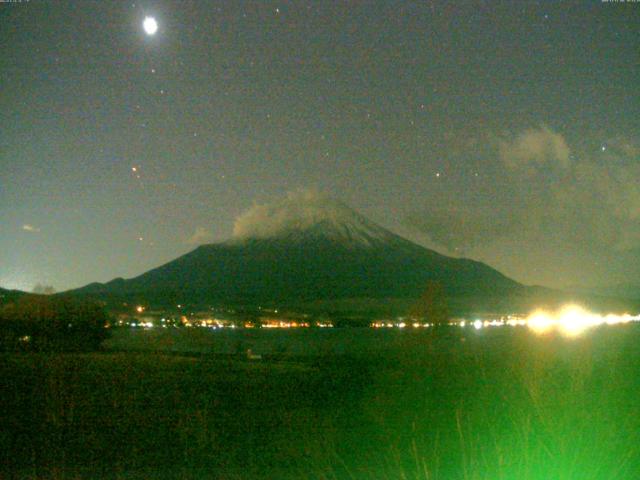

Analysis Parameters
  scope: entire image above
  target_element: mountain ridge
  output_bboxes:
[63,193,639,316]
[0,287,29,305]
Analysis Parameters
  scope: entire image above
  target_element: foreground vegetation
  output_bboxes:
[2,326,640,479]
[0,295,108,352]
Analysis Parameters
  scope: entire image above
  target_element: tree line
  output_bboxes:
[0,295,109,352]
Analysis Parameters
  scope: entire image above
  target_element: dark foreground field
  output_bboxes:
[2,326,640,479]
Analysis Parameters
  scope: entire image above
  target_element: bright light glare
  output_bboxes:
[526,304,640,337]
[143,17,158,35]
[557,305,596,337]
[527,310,555,335]
[462,305,640,337]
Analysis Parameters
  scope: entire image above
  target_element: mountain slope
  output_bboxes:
[65,192,635,315]
[0,287,29,305]
[65,194,525,313]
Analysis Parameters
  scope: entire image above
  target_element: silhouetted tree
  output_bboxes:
[409,280,450,326]
[0,295,109,352]
[32,283,56,295]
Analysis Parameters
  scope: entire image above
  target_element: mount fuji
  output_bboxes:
[66,192,605,315]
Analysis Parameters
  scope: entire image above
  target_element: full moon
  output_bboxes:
[143,16,158,35]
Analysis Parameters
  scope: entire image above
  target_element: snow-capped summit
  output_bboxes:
[231,190,401,248]
[66,190,523,313]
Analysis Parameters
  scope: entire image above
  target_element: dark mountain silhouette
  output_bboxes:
[64,194,638,315]
[0,287,29,306]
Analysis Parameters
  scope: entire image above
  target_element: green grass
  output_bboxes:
[2,326,640,479]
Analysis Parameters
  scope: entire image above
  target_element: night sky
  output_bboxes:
[1,0,639,292]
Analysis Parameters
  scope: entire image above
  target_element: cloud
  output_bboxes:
[498,125,571,172]
[570,160,640,252]
[409,127,640,256]
[186,227,214,245]
[406,207,520,254]
[22,224,40,233]
[232,188,353,239]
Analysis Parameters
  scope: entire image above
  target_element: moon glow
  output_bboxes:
[143,17,158,36]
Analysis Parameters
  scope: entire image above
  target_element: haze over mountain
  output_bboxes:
[566,283,640,302]
[65,192,635,316]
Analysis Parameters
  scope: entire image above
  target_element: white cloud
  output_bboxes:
[499,125,571,172]
[232,188,354,239]
[411,127,640,254]
[22,224,40,233]
[186,227,214,245]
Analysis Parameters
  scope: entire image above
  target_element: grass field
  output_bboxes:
[2,325,640,479]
